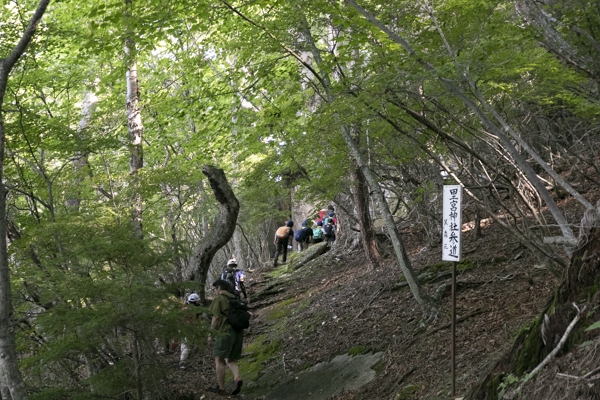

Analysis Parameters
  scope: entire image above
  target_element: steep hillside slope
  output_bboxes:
[169,193,600,400]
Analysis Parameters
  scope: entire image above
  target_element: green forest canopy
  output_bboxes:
[0,0,598,397]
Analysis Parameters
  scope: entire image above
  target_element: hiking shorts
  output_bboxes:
[213,328,243,361]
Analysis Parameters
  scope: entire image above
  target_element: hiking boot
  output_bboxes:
[231,378,243,395]
[206,386,227,396]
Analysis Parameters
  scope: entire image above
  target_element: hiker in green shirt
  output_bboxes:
[206,279,244,396]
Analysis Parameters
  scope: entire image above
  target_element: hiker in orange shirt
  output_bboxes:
[273,220,293,267]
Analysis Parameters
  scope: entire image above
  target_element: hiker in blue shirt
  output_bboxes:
[295,219,313,252]
[323,211,337,226]
[273,220,294,267]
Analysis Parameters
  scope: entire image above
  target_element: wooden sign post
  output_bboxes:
[443,185,462,397]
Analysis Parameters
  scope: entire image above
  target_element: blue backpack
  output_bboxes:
[295,227,309,241]
[324,224,335,237]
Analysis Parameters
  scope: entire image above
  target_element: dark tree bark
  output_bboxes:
[0,2,50,398]
[467,202,600,399]
[186,165,239,303]
[349,165,382,270]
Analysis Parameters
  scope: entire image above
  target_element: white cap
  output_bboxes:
[187,293,200,303]
[227,259,238,267]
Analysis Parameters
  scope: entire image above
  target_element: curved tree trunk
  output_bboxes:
[185,165,239,303]
[467,202,600,399]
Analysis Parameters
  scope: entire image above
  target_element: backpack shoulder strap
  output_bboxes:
[219,294,231,312]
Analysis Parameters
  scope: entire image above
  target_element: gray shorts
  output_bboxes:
[213,328,243,361]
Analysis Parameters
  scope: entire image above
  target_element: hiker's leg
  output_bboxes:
[215,356,227,389]
[273,240,281,266]
[226,353,243,395]
[225,329,243,379]
[180,340,190,362]
[225,358,240,380]
[282,244,288,262]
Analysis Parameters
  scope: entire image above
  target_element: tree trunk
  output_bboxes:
[344,0,588,256]
[515,0,599,80]
[132,333,143,400]
[340,126,434,315]
[467,202,600,399]
[0,2,49,398]
[349,164,382,270]
[294,10,434,314]
[185,165,239,303]
[66,88,96,211]
[125,0,144,240]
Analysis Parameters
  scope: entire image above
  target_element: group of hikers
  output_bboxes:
[179,206,337,396]
[272,206,338,267]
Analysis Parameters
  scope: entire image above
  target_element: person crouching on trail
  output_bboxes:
[273,220,294,267]
[207,280,244,396]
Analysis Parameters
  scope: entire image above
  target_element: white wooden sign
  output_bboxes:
[442,185,462,261]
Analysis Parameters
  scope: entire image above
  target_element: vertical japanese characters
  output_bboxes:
[443,186,462,261]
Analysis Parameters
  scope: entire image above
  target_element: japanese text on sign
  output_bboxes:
[442,185,462,261]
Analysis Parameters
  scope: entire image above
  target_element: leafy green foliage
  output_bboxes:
[3,0,600,396]
[585,320,600,332]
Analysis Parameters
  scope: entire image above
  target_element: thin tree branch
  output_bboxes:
[1,0,50,75]
[513,303,585,395]
[220,0,329,94]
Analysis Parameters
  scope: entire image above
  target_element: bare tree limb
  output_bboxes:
[511,303,585,397]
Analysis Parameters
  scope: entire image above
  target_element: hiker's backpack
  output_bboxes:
[313,227,323,240]
[295,227,308,241]
[324,224,335,237]
[222,295,251,331]
[220,268,237,293]
[276,226,291,239]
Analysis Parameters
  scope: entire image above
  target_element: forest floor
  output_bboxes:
[165,188,600,400]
